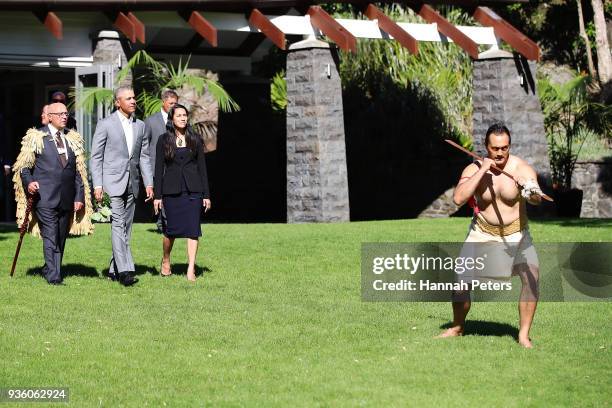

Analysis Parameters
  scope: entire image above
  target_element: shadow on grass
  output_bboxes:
[101,263,155,279]
[0,223,17,232]
[100,264,211,279]
[0,223,17,241]
[440,320,518,340]
[26,264,99,278]
[150,263,212,277]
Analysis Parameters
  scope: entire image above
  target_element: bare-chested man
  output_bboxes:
[439,123,543,348]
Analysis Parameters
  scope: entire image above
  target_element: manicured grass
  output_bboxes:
[0,218,610,406]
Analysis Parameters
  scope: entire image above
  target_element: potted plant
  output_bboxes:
[90,192,112,223]
[538,73,609,217]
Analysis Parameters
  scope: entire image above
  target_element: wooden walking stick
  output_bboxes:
[10,195,35,277]
[444,139,554,202]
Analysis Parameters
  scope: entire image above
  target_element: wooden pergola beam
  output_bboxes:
[307,5,356,53]
[473,6,540,61]
[113,11,136,43]
[414,4,479,59]
[249,8,286,50]
[364,3,417,55]
[127,12,146,44]
[184,10,218,47]
[33,11,63,40]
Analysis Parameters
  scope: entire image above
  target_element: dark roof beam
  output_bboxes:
[184,33,205,50]
[33,10,63,40]
[237,33,267,56]
[180,10,218,47]
[0,2,530,13]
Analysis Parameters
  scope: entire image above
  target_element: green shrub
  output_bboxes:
[337,5,475,147]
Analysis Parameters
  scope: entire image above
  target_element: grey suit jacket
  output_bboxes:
[90,111,153,197]
[144,111,166,177]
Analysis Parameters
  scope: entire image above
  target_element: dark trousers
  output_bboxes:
[36,206,72,282]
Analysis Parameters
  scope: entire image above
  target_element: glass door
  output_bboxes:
[74,65,114,153]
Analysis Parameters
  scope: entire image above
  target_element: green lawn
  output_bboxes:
[1,218,611,407]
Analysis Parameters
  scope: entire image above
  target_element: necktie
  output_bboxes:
[54,131,67,167]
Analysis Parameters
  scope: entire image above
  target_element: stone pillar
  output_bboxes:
[92,30,131,87]
[285,38,350,223]
[573,161,612,218]
[472,50,549,175]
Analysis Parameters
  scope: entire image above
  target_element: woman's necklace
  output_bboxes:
[177,135,185,147]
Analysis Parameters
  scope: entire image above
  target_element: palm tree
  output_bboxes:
[538,73,611,189]
[74,49,239,130]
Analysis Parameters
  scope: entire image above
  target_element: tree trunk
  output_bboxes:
[577,0,596,77]
[179,69,219,152]
[591,0,612,84]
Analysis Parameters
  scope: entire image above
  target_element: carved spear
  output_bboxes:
[10,195,35,277]
[445,139,554,202]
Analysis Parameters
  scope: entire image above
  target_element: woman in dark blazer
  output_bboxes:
[153,104,211,282]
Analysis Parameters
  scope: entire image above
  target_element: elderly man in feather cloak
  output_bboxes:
[12,102,94,284]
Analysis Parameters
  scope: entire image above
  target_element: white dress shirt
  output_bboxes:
[117,110,134,157]
[48,124,68,162]
[161,108,168,125]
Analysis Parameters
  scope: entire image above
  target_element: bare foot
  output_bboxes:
[436,326,464,338]
[160,259,172,276]
[187,267,196,282]
[518,336,533,349]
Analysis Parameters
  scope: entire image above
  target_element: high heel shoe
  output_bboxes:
[160,259,172,277]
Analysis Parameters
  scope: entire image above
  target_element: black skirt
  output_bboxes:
[162,192,203,238]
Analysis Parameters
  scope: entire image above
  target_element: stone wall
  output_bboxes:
[92,30,131,87]
[418,187,463,218]
[573,161,612,218]
[472,51,550,177]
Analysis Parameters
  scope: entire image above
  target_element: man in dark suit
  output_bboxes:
[20,103,85,285]
[145,90,178,232]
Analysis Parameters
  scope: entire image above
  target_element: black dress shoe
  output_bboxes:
[118,272,138,286]
[48,279,65,286]
[107,272,119,281]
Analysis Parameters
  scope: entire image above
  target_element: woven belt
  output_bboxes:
[474,214,527,236]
